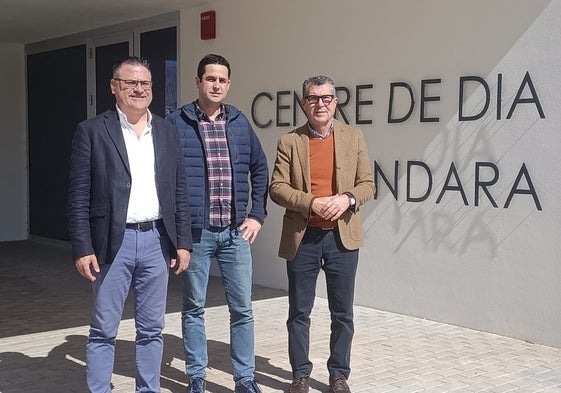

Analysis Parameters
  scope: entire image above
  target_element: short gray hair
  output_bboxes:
[302,75,335,97]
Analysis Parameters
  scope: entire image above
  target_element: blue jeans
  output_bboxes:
[181,226,255,384]
[87,224,170,393]
[286,227,358,380]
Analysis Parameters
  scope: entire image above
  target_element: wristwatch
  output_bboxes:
[344,192,356,207]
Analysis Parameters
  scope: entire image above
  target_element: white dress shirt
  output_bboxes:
[116,106,161,224]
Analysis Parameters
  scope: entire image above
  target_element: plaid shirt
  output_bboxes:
[196,104,233,227]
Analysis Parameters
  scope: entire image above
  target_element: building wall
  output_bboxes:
[179,0,561,347]
[0,44,27,241]
[3,0,557,348]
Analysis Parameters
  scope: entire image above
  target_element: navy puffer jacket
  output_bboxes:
[167,102,268,229]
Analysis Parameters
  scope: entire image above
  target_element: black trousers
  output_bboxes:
[286,227,359,380]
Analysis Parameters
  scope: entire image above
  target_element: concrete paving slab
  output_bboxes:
[1,239,560,392]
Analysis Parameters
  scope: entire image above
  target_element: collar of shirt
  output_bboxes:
[116,105,153,136]
[195,102,227,122]
[308,122,334,140]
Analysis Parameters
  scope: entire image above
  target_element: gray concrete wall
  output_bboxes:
[179,0,560,347]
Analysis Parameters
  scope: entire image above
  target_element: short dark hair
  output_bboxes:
[197,54,231,79]
[302,75,335,97]
[112,56,151,78]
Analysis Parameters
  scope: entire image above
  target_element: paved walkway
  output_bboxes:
[1,238,561,392]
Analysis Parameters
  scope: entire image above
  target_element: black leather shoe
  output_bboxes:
[329,376,350,393]
[287,376,309,393]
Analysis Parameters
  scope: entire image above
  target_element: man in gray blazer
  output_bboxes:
[67,56,192,393]
[269,76,375,393]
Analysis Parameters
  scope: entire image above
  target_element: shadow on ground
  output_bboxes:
[0,238,286,338]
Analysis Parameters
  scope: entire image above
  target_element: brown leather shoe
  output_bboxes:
[329,377,351,393]
[287,376,309,393]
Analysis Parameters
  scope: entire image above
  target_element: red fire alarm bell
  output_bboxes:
[200,11,216,40]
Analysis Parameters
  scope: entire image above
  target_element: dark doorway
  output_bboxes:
[26,23,177,241]
[27,45,87,240]
[140,26,177,117]
[95,41,130,115]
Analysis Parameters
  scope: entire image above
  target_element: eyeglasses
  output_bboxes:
[114,78,153,90]
[304,94,335,105]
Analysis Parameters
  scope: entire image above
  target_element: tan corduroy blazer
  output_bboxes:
[269,119,375,260]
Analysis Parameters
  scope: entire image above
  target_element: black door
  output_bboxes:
[95,41,130,114]
[140,26,178,117]
[26,25,177,241]
[27,45,87,240]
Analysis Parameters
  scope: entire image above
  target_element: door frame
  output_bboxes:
[26,11,179,120]
[87,32,133,117]
[24,12,179,240]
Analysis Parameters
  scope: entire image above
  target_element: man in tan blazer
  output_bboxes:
[269,76,375,393]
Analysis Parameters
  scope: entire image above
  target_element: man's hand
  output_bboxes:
[75,254,100,282]
[240,218,262,244]
[312,194,350,221]
[170,248,191,275]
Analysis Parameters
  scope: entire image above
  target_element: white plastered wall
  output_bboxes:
[179,0,560,347]
[0,44,28,241]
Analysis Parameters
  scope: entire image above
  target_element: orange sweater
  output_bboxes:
[308,133,336,228]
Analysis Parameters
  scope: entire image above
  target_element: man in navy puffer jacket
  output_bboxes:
[167,54,268,393]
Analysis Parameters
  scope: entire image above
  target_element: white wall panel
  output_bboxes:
[178,0,559,347]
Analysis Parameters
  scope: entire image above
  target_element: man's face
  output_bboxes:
[110,64,152,115]
[195,64,231,106]
[303,84,338,128]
